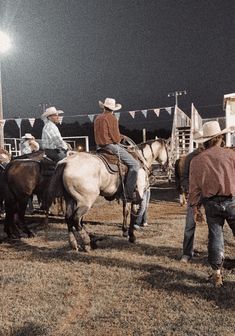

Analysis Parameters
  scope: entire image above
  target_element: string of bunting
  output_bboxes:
[0,105,173,128]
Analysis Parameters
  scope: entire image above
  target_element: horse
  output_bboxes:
[46,139,168,252]
[3,150,55,238]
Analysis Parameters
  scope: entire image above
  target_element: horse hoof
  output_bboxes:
[27,231,35,238]
[129,236,136,244]
[122,231,128,238]
[83,244,91,252]
[90,240,98,250]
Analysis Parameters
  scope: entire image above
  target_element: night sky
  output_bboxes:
[0,0,234,131]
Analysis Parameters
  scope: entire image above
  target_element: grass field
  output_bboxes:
[0,186,234,336]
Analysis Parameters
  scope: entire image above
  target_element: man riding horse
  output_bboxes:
[41,106,69,162]
[94,98,141,204]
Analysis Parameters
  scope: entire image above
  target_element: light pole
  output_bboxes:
[0,31,12,148]
[168,90,187,107]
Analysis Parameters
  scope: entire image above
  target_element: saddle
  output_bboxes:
[96,149,128,175]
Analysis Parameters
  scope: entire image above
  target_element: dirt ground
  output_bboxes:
[0,183,234,336]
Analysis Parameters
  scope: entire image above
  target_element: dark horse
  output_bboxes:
[3,151,55,238]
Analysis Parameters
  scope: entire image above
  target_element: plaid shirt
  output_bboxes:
[20,140,40,154]
[41,120,67,150]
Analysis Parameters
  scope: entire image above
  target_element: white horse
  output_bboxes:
[47,139,168,251]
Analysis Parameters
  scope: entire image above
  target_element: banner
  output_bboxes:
[114,112,120,120]
[88,114,95,122]
[15,118,22,129]
[129,111,136,118]
[141,110,148,118]
[28,118,35,127]
[153,108,160,117]
[165,107,172,115]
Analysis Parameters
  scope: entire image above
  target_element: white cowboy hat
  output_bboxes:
[99,98,122,111]
[193,130,203,141]
[195,121,234,143]
[41,106,64,118]
[22,133,34,139]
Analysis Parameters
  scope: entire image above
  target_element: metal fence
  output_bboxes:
[4,135,90,156]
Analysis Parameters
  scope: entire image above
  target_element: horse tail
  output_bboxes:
[46,162,67,208]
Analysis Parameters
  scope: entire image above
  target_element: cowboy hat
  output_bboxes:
[41,106,64,118]
[22,133,34,139]
[99,98,122,111]
[193,130,203,141]
[195,121,234,143]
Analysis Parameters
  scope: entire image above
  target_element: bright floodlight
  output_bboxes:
[0,31,12,54]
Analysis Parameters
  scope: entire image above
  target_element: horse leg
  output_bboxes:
[122,201,130,237]
[65,197,91,252]
[18,198,35,238]
[4,200,22,239]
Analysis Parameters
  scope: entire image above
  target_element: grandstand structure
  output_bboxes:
[169,93,235,171]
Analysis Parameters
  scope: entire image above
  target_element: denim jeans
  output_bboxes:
[134,188,151,225]
[45,148,67,162]
[104,144,139,197]
[203,196,235,270]
[182,204,196,257]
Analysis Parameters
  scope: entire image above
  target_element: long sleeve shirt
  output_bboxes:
[181,148,202,193]
[20,140,40,154]
[189,146,235,206]
[41,120,68,150]
[94,112,122,145]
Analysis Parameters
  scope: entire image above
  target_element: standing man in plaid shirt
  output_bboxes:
[41,106,68,162]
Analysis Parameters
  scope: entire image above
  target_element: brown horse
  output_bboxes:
[3,151,55,238]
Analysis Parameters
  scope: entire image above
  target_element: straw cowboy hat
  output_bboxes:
[195,121,234,143]
[22,133,34,139]
[99,98,122,111]
[42,106,64,118]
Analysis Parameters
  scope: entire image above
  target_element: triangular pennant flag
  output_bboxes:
[153,108,160,117]
[141,110,148,118]
[114,112,120,120]
[0,119,5,127]
[88,114,95,122]
[165,107,172,115]
[58,116,63,124]
[129,111,136,118]
[28,118,35,127]
[15,118,22,129]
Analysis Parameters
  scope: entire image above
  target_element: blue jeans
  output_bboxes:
[182,204,196,257]
[134,188,151,225]
[105,144,139,197]
[203,196,235,270]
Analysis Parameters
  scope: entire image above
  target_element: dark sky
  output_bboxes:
[0,0,234,130]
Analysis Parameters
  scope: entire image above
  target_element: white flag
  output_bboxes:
[165,107,172,115]
[58,116,63,124]
[141,110,148,118]
[15,118,22,129]
[88,114,95,122]
[129,111,136,118]
[153,108,160,117]
[114,112,120,120]
[28,118,35,127]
